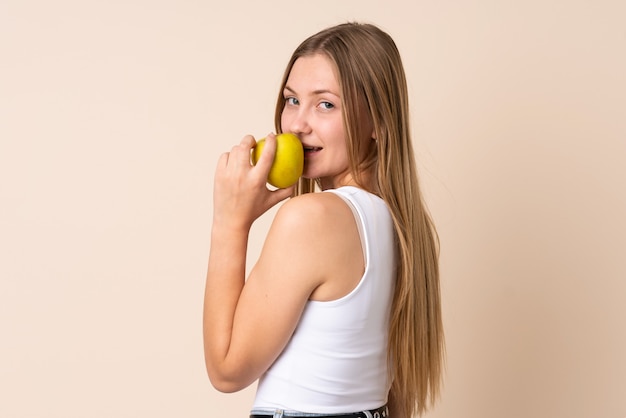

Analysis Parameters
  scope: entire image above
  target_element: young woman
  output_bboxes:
[204,22,444,418]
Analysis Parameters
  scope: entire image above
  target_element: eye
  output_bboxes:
[319,101,334,110]
[285,97,299,106]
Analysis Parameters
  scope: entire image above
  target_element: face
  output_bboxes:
[280,54,353,190]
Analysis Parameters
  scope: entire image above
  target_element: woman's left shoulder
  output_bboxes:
[273,192,355,233]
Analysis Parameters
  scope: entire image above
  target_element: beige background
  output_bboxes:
[1,1,625,417]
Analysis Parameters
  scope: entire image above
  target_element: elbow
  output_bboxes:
[208,375,245,393]
[205,364,255,393]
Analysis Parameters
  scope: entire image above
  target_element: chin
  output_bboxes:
[301,169,317,180]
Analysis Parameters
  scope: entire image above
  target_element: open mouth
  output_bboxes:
[303,146,322,154]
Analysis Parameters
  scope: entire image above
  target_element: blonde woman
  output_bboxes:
[204,22,444,418]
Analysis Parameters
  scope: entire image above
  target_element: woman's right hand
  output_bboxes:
[212,134,294,232]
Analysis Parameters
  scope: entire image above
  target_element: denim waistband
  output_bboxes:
[250,404,388,418]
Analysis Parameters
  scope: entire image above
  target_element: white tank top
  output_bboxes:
[252,186,397,414]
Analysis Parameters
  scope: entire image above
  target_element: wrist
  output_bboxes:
[210,218,251,239]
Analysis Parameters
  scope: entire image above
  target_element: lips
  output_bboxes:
[303,146,322,153]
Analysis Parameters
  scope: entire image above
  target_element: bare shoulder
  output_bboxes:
[263,191,361,271]
[266,191,363,300]
[273,191,354,233]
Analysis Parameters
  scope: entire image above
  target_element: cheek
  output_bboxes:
[280,110,291,133]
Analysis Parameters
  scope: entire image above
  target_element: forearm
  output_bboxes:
[203,223,249,386]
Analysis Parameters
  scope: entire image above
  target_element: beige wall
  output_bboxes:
[1,1,624,417]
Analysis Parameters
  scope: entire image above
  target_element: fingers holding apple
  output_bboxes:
[213,134,296,230]
[249,133,278,177]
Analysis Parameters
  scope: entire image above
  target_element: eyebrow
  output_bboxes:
[284,85,340,97]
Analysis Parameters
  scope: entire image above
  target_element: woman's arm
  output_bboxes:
[203,136,362,392]
[203,134,294,391]
[203,167,363,392]
[203,217,251,391]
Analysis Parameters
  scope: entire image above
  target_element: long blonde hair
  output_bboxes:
[274,22,444,416]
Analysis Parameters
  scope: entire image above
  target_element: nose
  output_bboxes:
[282,108,312,137]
